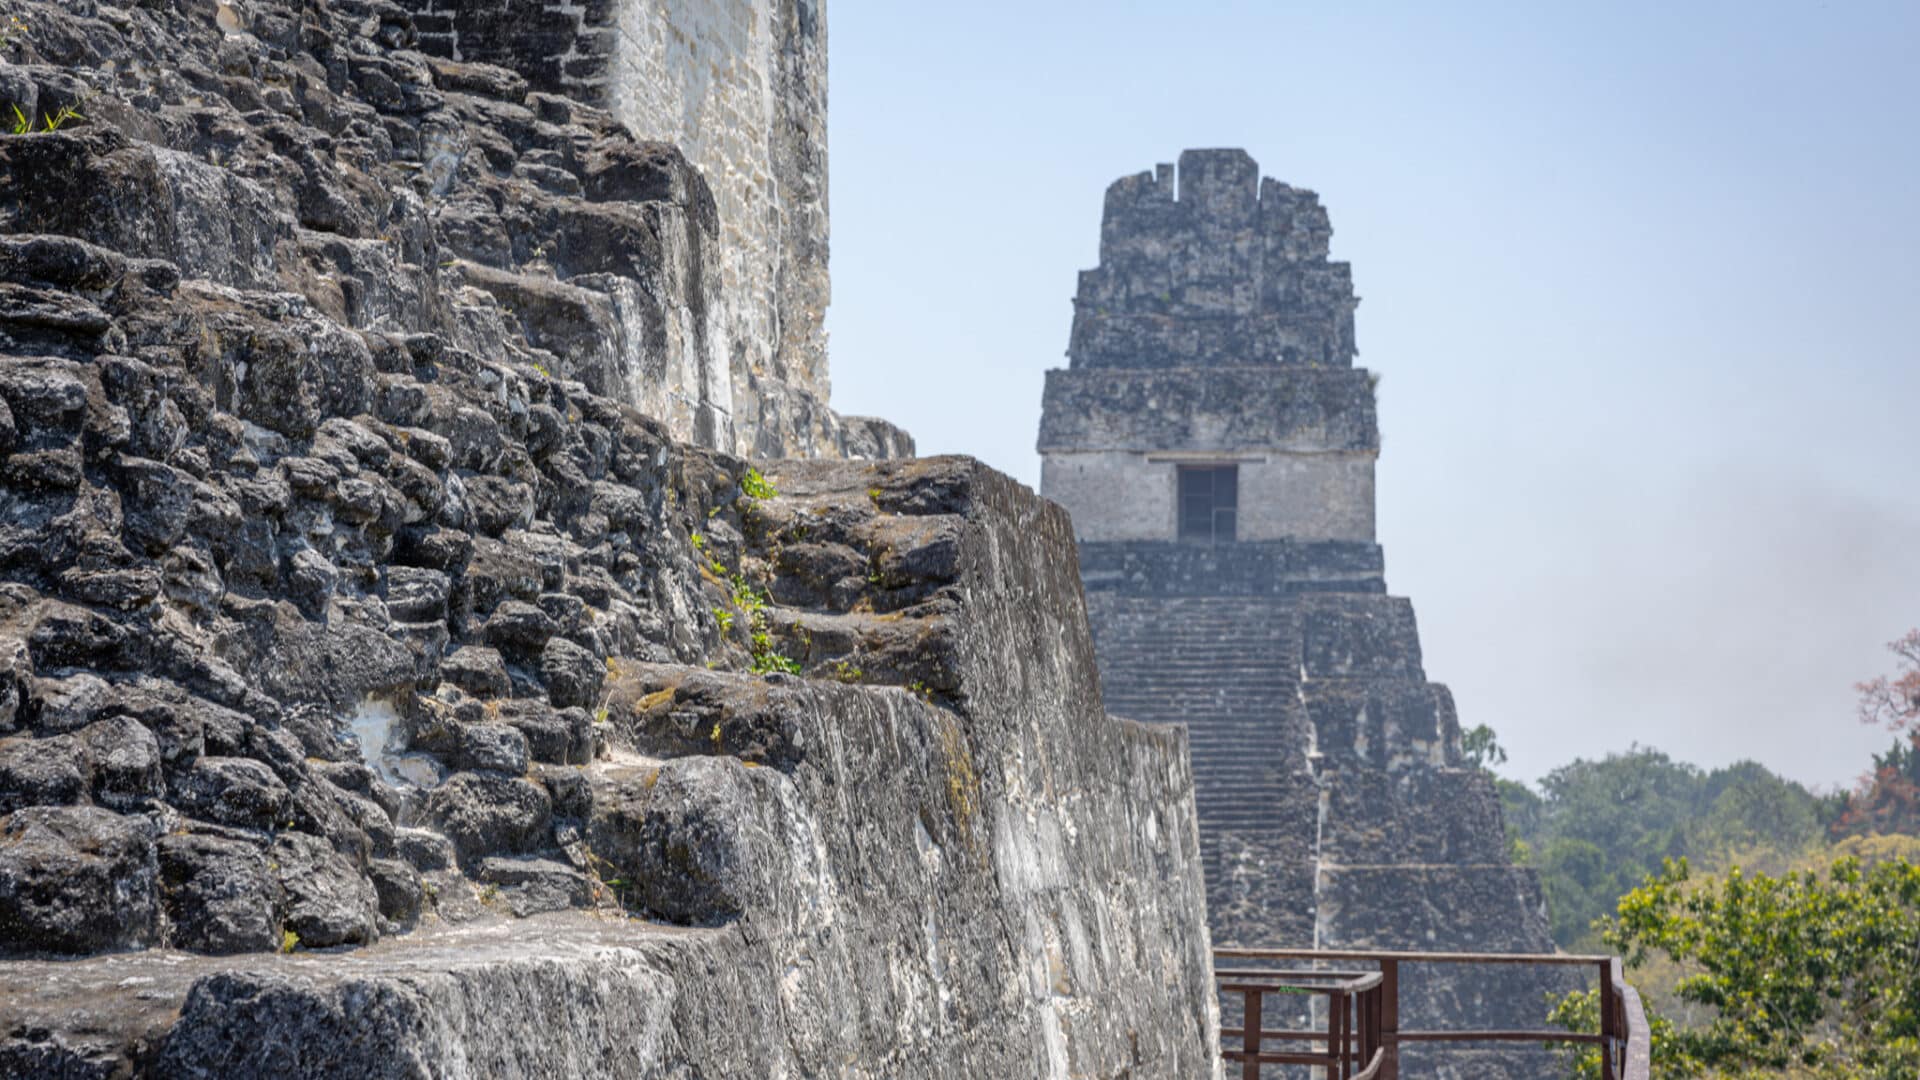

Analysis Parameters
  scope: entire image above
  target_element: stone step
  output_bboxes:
[1101,673,1297,684]
[1194,791,1304,806]
[1190,771,1302,787]
[1104,673,1293,683]
[1098,659,1290,665]
[1098,664,1295,675]
[1100,665,1291,672]
[1098,646,1294,655]
[1190,769,1304,783]
[1100,677,1297,687]
[1189,756,1301,769]
[1107,693,1294,702]
[1105,691,1297,703]
[1105,686,1295,695]
[1189,748,1291,759]
[1157,705,1292,715]
[1195,816,1303,833]
[1098,638,1297,646]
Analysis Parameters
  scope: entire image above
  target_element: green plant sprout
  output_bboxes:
[741,467,777,500]
[723,569,800,674]
[7,102,82,134]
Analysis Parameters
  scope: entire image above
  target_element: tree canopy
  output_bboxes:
[1528,629,1920,1077]
[1498,748,1831,947]
[1554,853,1920,1078]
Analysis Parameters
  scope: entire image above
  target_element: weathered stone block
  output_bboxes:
[158,833,283,955]
[423,771,554,864]
[272,833,379,949]
[0,805,157,955]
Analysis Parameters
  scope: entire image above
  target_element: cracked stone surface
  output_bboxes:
[0,4,1214,1076]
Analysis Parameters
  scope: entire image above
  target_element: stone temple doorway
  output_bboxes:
[1178,464,1239,543]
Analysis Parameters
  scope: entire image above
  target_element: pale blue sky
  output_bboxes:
[825,2,1920,789]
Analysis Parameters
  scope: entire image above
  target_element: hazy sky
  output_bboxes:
[824,2,1920,790]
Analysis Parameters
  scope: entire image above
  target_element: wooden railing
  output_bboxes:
[1215,948,1652,1079]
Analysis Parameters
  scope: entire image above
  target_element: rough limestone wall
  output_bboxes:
[4,466,1219,1080]
[0,6,1211,1076]
[1044,152,1572,1079]
[603,0,834,458]
[0,455,1221,1078]
[395,0,903,461]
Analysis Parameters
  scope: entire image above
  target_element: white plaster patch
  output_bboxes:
[350,696,441,789]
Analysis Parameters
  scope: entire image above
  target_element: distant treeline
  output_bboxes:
[1490,631,1920,1077]
[1490,633,1920,950]
[1496,735,1920,949]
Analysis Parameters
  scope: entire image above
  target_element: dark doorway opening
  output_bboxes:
[1178,465,1238,543]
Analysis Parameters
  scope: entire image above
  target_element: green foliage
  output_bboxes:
[1554,855,1920,1078]
[728,572,763,618]
[722,570,800,676]
[1831,735,1920,838]
[1461,723,1508,769]
[740,467,777,500]
[278,929,300,954]
[1503,748,1831,948]
[748,644,801,676]
[710,607,733,633]
[1529,627,1920,1076]
[8,101,83,135]
[1701,763,1825,854]
[829,659,864,684]
[1549,985,1697,1079]
[1497,777,1543,863]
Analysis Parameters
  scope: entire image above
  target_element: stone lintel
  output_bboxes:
[1076,539,1386,596]
[1038,366,1378,455]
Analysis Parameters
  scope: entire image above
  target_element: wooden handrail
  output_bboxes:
[1216,946,1619,966]
[1214,947,1651,1079]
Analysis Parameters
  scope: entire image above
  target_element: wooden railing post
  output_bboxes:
[1331,988,1347,1079]
[1378,959,1399,1080]
[1242,988,1262,1080]
[1599,960,1620,1080]
[1212,947,1649,1080]
[1370,980,1382,1062]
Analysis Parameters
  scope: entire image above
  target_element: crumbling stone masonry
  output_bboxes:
[0,3,1217,1076]
[394,0,868,460]
[1040,149,1570,1077]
